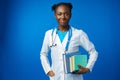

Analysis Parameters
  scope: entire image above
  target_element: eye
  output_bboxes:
[56,13,61,16]
[65,13,70,16]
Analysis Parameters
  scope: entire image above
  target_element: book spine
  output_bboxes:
[63,54,67,73]
[73,56,75,72]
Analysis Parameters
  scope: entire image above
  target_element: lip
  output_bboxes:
[60,20,66,23]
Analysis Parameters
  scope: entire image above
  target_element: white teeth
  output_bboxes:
[61,20,65,22]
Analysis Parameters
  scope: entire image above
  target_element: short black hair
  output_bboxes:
[52,2,73,13]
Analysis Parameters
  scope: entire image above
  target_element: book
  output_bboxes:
[69,55,87,72]
[63,53,87,74]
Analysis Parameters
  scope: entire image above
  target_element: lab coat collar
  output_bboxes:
[52,28,69,52]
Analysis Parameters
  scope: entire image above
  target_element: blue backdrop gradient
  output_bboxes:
[0,0,120,80]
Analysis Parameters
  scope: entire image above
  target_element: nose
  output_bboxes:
[61,14,65,19]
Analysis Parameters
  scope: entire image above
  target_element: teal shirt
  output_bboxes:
[57,30,67,43]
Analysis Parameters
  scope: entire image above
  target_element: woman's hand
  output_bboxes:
[72,64,90,74]
[47,70,55,77]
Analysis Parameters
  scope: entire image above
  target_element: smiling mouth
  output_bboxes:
[61,21,65,23]
[60,20,67,23]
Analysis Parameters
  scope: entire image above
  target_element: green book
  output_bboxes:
[69,55,87,72]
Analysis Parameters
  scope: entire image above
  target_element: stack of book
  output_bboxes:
[63,53,87,74]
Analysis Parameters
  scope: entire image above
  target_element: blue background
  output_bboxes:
[0,0,120,80]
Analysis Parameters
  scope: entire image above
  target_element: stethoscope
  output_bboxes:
[50,26,72,51]
[50,28,57,47]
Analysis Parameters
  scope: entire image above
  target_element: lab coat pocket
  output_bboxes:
[50,45,59,54]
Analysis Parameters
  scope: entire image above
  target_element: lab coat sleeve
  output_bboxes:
[40,31,51,74]
[79,30,98,71]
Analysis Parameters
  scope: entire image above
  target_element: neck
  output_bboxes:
[58,25,69,32]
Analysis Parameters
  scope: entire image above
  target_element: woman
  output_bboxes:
[40,2,98,80]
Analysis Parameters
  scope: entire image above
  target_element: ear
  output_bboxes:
[70,13,72,19]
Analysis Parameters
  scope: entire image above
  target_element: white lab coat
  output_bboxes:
[40,26,98,80]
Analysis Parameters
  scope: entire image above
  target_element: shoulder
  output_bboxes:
[45,28,54,35]
[71,26,87,36]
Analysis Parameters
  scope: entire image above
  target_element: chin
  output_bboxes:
[59,24,68,27]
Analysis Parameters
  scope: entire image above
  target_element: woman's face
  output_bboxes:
[55,5,71,27]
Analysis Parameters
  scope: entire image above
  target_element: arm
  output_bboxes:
[72,30,98,74]
[79,30,98,71]
[40,31,54,76]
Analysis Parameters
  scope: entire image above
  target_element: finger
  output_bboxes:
[72,71,83,74]
[50,73,55,77]
[78,64,84,69]
[72,70,79,74]
[48,71,55,77]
